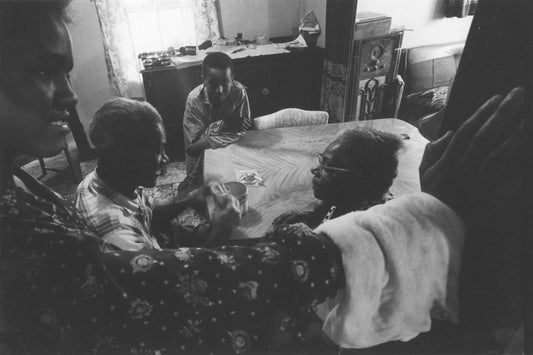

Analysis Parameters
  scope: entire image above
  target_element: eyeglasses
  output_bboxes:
[317,154,356,174]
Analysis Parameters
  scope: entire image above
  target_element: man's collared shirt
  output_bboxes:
[75,170,161,251]
[182,81,250,187]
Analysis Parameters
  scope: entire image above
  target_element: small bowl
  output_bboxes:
[224,181,248,215]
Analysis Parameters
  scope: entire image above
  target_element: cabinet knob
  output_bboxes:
[262,88,270,95]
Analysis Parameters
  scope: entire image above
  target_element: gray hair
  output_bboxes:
[335,127,403,198]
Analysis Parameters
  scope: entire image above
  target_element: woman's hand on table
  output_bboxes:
[184,180,230,207]
[419,86,526,220]
[211,183,240,227]
[204,182,241,246]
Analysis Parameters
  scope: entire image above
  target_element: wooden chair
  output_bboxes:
[252,108,329,130]
[39,137,79,181]
[16,136,80,182]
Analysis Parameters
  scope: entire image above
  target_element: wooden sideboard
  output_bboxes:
[141,47,324,160]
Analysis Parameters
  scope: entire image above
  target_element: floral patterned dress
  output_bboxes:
[0,168,343,354]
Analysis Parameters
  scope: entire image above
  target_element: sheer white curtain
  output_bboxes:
[94,0,220,97]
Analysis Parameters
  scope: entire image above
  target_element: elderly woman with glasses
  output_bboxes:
[274,128,403,229]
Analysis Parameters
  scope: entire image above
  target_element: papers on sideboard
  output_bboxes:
[171,53,206,64]
[232,44,289,58]
[170,44,289,65]
[207,44,290,59]
[273,35,308,49]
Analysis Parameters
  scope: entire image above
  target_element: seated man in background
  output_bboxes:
[76,98,240,250]
[274,128,403,228]
[179,52,251,192]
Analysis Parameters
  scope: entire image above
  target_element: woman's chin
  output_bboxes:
[140,174,158,188]
[26,125,72,157]
[312,186,325,201]
[313,185,340,204]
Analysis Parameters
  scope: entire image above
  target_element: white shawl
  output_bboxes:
[315,193,464,349]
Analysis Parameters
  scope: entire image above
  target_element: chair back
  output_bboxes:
[252,108,329,130]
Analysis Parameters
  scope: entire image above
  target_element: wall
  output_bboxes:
[68,0,115,136]
[67,0,302,136]
[66,0,473,136]
[301,0,473,49]
[357,0,473,48]
[219,0,300,41]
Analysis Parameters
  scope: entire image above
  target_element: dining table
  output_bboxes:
[204,118,429,239]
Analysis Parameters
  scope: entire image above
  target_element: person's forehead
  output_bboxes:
[323,140,356,167]
[11,17,72,65]
[323,142,341,158]
[205,67,232,80]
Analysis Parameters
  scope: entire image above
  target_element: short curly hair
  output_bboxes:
[202,52,233,77]
[333,127,403,199]
[90,98,163,166]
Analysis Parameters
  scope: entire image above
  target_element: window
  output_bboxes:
[124,0,198,54]
[94,0,220,97]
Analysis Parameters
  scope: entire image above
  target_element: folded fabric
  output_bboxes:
[315,193,464,349]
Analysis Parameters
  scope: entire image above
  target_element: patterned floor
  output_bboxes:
[21,137,187,201]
